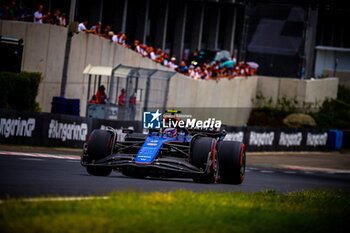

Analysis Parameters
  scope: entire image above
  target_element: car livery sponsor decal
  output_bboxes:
[136,137,175,164]
[147,143,157,146]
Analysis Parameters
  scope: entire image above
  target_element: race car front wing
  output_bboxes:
[81,153,210,175]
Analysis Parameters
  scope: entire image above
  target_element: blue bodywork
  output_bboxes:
[135,132,191,164]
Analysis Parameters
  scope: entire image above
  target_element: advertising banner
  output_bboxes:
[0,109,328,151]
[0,109,141,149]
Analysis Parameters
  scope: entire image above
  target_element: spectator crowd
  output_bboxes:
[1,1,258,80]
[1,1,67,26]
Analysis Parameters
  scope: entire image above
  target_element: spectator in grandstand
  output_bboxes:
[111,32,118,43]
[114,31,126,45]
[155,48,162,57]
[162,53,170,66]
[116,32,123,43]
[154,52,164,64]
[90,21,102,35]
[147,47,156,60]
[244,63,251,76]
[188,65,195,78]
[177,61,188,74]
[140,44,148,57]
[211,66,218,79]
[152,49,161,63]
[95,85,107,104]
[250,67,257,75]
[190,66,200,80]
[4,1,17,20]
[103,25,111,37]
[43,11,51,24]
[78,20,93,33]
[133,40,141,53]
[237,61,245,76]
[168,56,178,70]
[121,33,127,46]
[59,13,66,26]
[203,67,210,80]
[234,66,240,77]
[107,31,114,40]
[19,10,31,21]
[52,9,61,25]
[33,5,43,23]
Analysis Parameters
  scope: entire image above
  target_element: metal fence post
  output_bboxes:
[163,72,176,111]
[143,70,157,112]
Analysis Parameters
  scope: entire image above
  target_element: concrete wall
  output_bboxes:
[0,20,68,112]
[257,76,339,108]
[0,20,340,126]
[167,75,258,125]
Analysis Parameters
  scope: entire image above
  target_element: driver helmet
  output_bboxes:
[163,128,177,138]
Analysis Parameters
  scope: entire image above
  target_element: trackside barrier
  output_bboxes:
[328,130,343,150]
[343,130,350,149]
[0,109,331,151]
[221,126,329,152]
[0,109,141,148]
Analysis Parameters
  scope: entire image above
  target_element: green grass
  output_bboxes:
[1,190,349,233]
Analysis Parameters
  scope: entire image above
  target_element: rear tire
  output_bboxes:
[217,141,246,184]
[191,137,217,183]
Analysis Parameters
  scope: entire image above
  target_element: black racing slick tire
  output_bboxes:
[85,129,114,176]
[191,137,218,183]
[217,141,246,184]
[87,129,114,161]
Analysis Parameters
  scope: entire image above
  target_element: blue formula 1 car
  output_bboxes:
[81,118,246,184]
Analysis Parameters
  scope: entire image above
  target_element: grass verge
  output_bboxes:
[1,190,349,233]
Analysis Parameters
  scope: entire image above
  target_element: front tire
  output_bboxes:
[84,129,114,176]
[191,137,218,183]
[217,141,246,184]
[86,129,114,161]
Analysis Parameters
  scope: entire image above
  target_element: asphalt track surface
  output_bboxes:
[1,152,350,199]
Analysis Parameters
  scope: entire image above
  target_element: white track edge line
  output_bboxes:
[0,196,109,203]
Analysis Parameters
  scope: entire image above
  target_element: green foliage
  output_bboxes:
[337,84,350,104]
[250,85,350,129]
[310,85,350,130]
[248,93,299,127]
[277,95,298,113]
[0,71,42,111]
[0,190,349,233]
[311,99,350,129]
